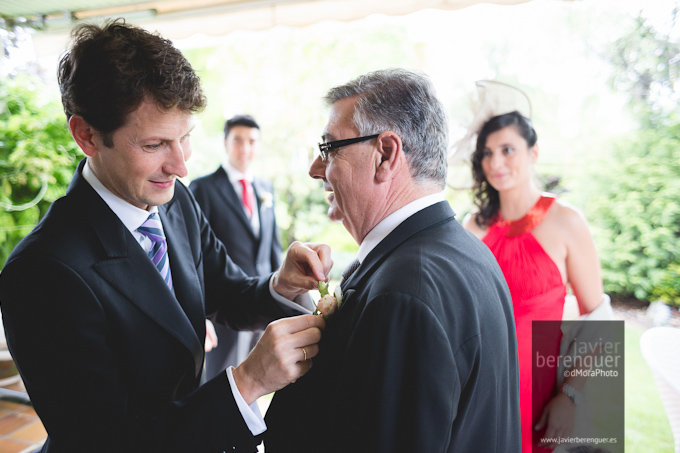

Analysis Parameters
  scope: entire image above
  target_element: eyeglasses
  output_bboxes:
[317,134,380,162]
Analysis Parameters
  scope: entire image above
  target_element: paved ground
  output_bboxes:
[611,297,680,329]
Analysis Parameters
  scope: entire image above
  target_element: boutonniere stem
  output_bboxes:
[314,281,343,319]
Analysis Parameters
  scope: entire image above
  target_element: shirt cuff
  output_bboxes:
[226,366,267,436]
[268,276,314,314]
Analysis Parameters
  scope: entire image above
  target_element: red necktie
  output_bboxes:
[239,179,254,218]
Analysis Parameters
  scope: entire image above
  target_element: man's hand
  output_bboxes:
[232,314,325,405]
[272,242,332,300]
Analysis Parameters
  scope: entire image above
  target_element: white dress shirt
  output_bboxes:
[82,159,266,435]
[356,192,446,264]
[222,161,260,239]
[277,193,446,314]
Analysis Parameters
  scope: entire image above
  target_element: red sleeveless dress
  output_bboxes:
[482,194,566,452]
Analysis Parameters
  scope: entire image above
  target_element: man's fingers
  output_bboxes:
[290,241,330,282]
[286,324,323,349]
[298,275,323,292]
[297,343,320,362]
[294,358,314,380]
[268,324,323,360]
[263,316,323,370]
[268,314,325,336]
[273,241,333,298]
[302,313,326,330]
[236,315,326,400]
[306,242,333,279]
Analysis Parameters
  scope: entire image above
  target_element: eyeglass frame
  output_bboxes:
[317,134,381,162]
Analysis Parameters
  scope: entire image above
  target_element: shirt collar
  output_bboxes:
[222,161,252,183]
[82,159,158,234]
[356,192,445,263]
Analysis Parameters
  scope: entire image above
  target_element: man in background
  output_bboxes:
[191,115,282,379]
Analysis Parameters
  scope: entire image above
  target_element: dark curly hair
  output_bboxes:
[471,111,537,228]
[58,19,206,147]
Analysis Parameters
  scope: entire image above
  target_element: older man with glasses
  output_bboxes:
[264,68,521,453]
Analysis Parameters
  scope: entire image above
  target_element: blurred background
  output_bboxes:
[1,0,679,451]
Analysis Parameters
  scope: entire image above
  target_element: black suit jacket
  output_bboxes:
[264,201,521,452]
[0,159,295,453]
[190,167,282,377]
[190,166,281,277]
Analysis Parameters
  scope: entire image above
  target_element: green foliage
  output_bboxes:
[585,119,680,300]
[582,9,680,303]
[651,263,680,307]
[273,170,331,250]
[0,74,81,266]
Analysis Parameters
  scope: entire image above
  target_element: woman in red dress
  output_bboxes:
[463,111,604,452]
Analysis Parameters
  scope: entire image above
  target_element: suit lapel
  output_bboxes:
[252,181,263,239]
[215,167,256,240]
[160,199,206,377]
[253,179,272,249]
[340,201,456,309]
[69,164,204,377]
[253,180,264,214]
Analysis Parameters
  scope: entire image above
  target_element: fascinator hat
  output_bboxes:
[449,80,533,167]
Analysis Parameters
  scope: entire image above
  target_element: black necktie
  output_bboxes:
[341,259,360,287]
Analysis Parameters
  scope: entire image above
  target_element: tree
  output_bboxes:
[586,117,680,302]
[577,8,680,303]
[0,74,81,266]
[603,10,680,125]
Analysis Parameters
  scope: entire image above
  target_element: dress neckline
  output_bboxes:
[493,193,557,237]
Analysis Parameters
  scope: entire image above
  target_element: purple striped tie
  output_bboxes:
[138,212,173,290]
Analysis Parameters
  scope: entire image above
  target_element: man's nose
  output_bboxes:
[309,154,325,180]
[166,142,189,178]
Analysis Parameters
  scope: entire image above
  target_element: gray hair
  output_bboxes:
[324,68,448,187]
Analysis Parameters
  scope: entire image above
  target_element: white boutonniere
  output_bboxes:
[260,191,274,209]
[314,281,343,319]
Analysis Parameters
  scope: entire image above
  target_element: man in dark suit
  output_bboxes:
[0,20,328,453]
[190,115,282,379]
[264,69,521,452]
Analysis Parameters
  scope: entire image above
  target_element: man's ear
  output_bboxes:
[375,131,404,183]
[69,115,99,157]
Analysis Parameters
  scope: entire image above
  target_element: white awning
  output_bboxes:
[15,0,543,57]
